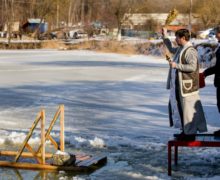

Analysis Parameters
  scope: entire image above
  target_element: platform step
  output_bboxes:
[76,155,107,167]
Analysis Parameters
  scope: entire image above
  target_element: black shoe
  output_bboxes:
[174,133,195,141]
[214,130,220,136]
[173,132,184,138]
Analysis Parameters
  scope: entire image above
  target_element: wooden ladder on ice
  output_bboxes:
[0,105,65,169]
[0,104,107,171]
[14,104,65,164]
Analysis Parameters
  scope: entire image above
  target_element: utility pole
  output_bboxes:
[4,0,11,44]
[189,0,192,38]
[1,0,3,27]
[81,0,85,26]
[68,0,73,27]
[56,0,59,28]
[11,0,14,22]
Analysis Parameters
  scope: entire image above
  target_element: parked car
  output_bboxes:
[208,29,216,39]
[38,32,57,40]
[69,29,88,39]
[197,28,216,39]
[0,31,6,38]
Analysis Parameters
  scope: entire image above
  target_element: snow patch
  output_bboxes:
[0,131,50,146]
[89,137,105,148]
[68,136,106,148]
[124,172,163,180]
[4,132,26,145]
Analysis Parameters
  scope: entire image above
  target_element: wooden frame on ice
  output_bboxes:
[0,104,107,172]
[0,105,65,169]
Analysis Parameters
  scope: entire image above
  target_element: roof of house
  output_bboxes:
[123,13,200,26]
[166,25,188,31]
[27,19,45,24]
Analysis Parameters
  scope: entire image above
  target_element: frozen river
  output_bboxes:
[0,50,219,179]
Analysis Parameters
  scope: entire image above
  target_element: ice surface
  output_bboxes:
[0,50,219,179]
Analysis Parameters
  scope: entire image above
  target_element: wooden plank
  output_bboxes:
[25,143,42,164]
[48,135,59,150]
[60,105,65,151]
[0,151,53,158]
[0,161,86,171]
[75,155,92,164]
[77,156,107,167]
[76,155,91,160]
[14,111,42,162]
[75,154,89,158]
[41,110,45,164]
[36,105,62,154]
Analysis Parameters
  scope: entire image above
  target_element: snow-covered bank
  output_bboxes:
[0,50,219,179]
[0,37,218,60]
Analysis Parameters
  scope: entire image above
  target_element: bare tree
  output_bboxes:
[2,0,217,40]
[194,0,220,29]
[30,0,56,38]
[107,0,141,40]
[4,0,14,44]
[144,18,158,31]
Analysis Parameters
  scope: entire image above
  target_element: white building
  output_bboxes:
[122,13,200,29]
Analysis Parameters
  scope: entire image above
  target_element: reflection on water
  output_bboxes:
[1,142,220,179]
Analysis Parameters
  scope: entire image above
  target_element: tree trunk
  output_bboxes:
[68,0,73,27]
[56,0,59,28]
[5,0,11,45]
[81,0,85,25]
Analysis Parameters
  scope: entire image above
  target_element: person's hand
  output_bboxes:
[162,27,167,38]
[169,61,176,68]
[199,72,206,88]
[202,72,206,78]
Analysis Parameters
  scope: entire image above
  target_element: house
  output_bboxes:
[4,21,20,32]
[122,13,200,31]
[22,19,48,34]
[3,21,21,38]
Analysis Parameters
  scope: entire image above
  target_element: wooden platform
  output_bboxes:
[0,105,107,173]
[168,134,220,176]
[0,153,107,172]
